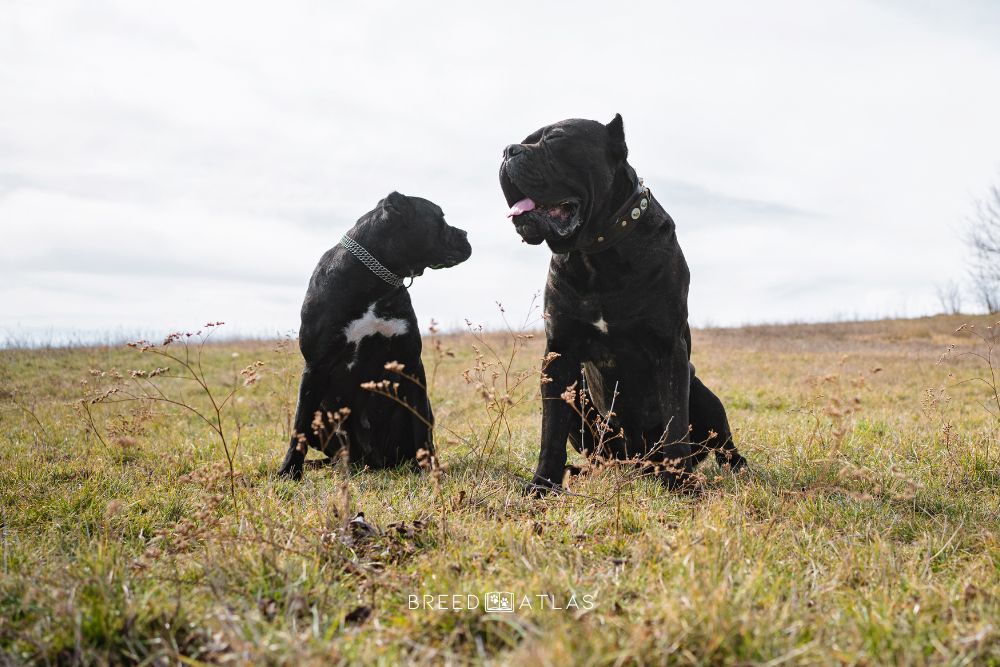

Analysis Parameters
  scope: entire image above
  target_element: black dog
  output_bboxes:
[500,115,747,492]
[277,192,472,480]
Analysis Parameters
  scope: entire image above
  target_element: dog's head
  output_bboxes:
[370,192,472,278]
[500,114,632,253]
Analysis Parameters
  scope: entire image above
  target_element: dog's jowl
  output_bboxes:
[277,192,472,480]
[500,115,747,493]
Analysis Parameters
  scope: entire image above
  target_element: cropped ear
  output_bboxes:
[606,113,628,162]
[382,191,410,217]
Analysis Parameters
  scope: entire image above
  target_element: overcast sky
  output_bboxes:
[3,1,1000,344]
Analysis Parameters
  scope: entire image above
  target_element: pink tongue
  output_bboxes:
[506,197,536,218]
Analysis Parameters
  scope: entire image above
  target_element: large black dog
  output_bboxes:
[277,192,472,480]
[500,115,746,492]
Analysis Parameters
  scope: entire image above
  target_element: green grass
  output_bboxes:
[1,314,999,665]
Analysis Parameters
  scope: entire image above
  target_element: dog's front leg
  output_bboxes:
[410,358,434,456]
[653,345,696,490]
[388,359,433,467]
[529,342,582,495]
[278,365,326,481]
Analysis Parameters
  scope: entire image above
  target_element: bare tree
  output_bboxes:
[936,280,963,315]
[967,180,1000,313]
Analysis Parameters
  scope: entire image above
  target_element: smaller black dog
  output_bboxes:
[277,192,471,480]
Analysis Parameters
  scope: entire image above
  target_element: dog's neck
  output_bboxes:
[608,163,641,210]
[338,222,412,299]
[576,164,650,254]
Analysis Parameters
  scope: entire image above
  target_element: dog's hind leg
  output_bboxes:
[278,366,327,480]
[688,371,747,472]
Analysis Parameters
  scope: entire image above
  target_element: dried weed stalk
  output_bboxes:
[938,321,1000,480]
[461,297,556,475]
[81,323,263,512]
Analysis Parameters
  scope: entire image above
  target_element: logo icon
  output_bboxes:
[484,591,514,613]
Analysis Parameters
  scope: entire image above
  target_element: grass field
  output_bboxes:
[1,313,999,665]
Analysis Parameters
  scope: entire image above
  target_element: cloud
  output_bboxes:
[652,178,820,227]
[2,0,999,343]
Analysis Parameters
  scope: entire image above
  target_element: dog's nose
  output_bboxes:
[504,144,524,159]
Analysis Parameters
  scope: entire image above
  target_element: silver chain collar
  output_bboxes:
[339,235,406,288]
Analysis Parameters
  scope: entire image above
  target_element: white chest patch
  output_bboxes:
[343,304,409,368]
[593,317,608,334]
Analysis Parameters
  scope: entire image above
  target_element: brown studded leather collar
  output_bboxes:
[579,179,652,254]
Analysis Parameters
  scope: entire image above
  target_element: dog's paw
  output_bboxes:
[304,457,337,470]
[660,470,703,495]
[679,477,704,496]
[716,450,749,474]
[523,475,562,498]
[277,460,304,481]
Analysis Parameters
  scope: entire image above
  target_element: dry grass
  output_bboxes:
[1,314,998,665]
